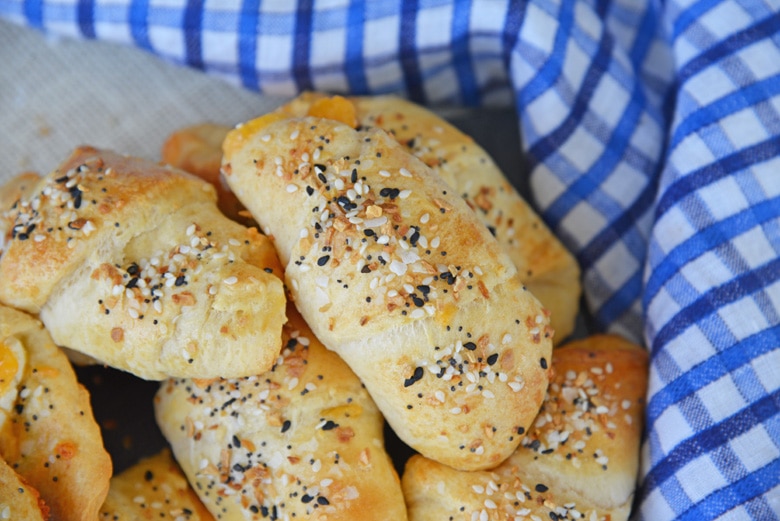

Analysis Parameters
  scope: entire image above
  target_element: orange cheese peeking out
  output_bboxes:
[307,95,359,128]
[0,338,20,395]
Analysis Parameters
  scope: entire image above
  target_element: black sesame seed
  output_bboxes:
[463,342,477,351]
[281,420,291,433]
[321,420,338,430]
[317,255,330,266]
[535,483,548,493]
[487,353,499,365]
[540,357,548,369]
[404,366,424,387]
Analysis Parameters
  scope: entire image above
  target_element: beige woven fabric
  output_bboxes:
[0,20,285,184]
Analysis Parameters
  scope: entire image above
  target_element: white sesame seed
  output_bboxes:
[290,129,300,140]
[450,407,462,415]
[482,390,495,399]
[509,382,524,392]
[379,169,391,177]
[286,184,299,193]
[261,134,271,142]
[287,377,299,390]
[484,499,496,509]
[377,234,390,244]
[399,189,412,199]
[223,276,238,285]
[430,236,440,248]
[399,167,412,177]
[313,148,321,160]
[363,216,388,227]
[410,309,425,319]
[435,390,446,402]
[34,234,46,242]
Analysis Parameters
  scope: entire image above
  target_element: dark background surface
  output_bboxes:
[76,109,581,476]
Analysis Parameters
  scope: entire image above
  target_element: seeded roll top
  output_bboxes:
[222,114,552,471]
[280,92,582,343]
[154,305,408,521]
[401,334,649,521]
[0,146,287,380]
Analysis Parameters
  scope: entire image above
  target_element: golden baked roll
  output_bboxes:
[402,334,648,521]
[0,305,112,521]
[280,93,582,343]
[222,113,552,471]
[100,448,214,521]
[154,304,407,520]
[0,146,287,380]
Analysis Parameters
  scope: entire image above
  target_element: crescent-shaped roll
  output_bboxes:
[154,304,408,521]
[99,448,215,521]
[279,93,582,344]
[401,334,649,521]
[221,114,553,471]
[0,305,112,521]
[0,146,287,380]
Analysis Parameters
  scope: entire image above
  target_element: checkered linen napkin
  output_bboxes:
[1,1,779,519]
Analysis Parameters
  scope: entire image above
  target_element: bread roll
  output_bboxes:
[100,448,214,521]
[280,93,581,343]
[402,334,648,521]
[0,146,286,380]
[154,304,408,520]
[222,113,552,471]
[0,305,112,521]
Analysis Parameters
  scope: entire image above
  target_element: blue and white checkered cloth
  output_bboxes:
[2,1,778,519]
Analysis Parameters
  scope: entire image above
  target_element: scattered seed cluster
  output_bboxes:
[93,222,245,329]
[5,157,104,250]
[519,356,631,473]
[269,121,497,324]
[158,327,372,520]
[452,470,609,521]
[358,111,521,249]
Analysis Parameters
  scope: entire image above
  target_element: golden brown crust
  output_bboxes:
[0,305,111,521]
[401,334,648,521]
[154,304,407,521]
[0,457,50,521]
[222,114,552,471]
[161,123,252,226]
[100,448,214,521]
[0,146,287,380]
[0,171,41,257]
[279,92,582,343]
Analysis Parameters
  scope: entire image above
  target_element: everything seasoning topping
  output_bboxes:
[5,158,105,249]
[519,356,622,472]
[160,328,368,519]
[271,122,494,325]
[92,221,242,325]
